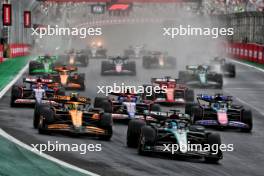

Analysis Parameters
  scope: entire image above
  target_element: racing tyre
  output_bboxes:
[150,104,161,112]
[192,106,202,123]
[38,107,54,134]
[10,85,21,107]
[142,57,150,69]
[185,89,194,102]
[29,61,40,75]
[226,64,236,78]
[185,103,196,116]
[127,62,136,75]
[101,61,112,75]
[178,71,189,83]
[241,110,253,132]
[204,133,222,163]
[99,113,113,140]
[127,119,146,148]
[94,97,112,113]
[138,126,156,156]
[215,74,223,89]
[34,104,50,129]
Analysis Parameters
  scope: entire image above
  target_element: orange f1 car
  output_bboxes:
[34,93,113,140]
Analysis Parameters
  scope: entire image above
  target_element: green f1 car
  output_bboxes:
[29,55,58,75]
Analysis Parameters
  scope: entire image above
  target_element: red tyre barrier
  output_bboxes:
[9,44,30,58]
[0,45,3,63]
[225,42,264,64]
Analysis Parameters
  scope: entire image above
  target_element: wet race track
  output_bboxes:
[1,25,264,176]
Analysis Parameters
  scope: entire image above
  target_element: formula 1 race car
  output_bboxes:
[57,49,89,67]
[142,51,176,69]
[179,65,223,89]
[127,110,223,163]
[93,92,161,121]
[10,77,65,107]
[90,41,107,58]
[101,57,136,75]
[141,77,194,106]
[47,65,85,90]
[29,55,57,75]
[188,94,252,132]
[34,93,113,140]
[124,45,146,58]
[209,57,236,77]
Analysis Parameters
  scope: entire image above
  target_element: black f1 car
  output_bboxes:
[34,93,113,140]
[90,42,107,58]
[142,51,176,69]
[94,92,161,121]
[188,94,252,132]
[57,49,89,67]
[101,57,136,75]
[141,77,194,106]
[179,65,223,89]
[47,65,85,90]
[209,57,236,77]
[10,77,64,107]
[127,110,223,163]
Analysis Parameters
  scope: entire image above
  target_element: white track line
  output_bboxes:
[0,129,99,176]
[0,61,29,99]
[229,58,264,73]
[0,57,99,176]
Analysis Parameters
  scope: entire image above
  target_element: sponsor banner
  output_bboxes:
[225,42,264,64]
[2,4,12,26]
[24,11,31,28]
[9,44,30,58]
[0,45,3,63]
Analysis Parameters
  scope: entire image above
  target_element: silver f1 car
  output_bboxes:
[127,110,223,163]
[209,57,236,77]
[101,57,136,75]
[179,65,223,89]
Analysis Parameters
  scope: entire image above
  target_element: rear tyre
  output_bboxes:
[204,133,222,163]
[101,61,112,75]
[34,104,50,129]
[127,119,146,148]
[99,113,113,140]
[215,74,223,89]
[138,126,156,156]
[185,89,194,102]
[10,85,21,107]
[241,110,252,132]
[94,97,112,113]
[150,104,161,112]
[38,107,54,134]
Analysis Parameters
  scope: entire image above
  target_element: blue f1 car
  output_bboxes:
[188,94,252,132]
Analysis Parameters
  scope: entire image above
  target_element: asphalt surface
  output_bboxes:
[0,24,263,176]
[0,57,264,176]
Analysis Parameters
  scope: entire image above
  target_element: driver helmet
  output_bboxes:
[70,92,79,101]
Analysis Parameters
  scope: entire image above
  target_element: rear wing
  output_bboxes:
[186,65,209,71]
[38,56,57,61]
[197,94,232,102]
[151,77,177,84]
[53,65,77,72]
[52,95,91,104]
[23,77,53,84]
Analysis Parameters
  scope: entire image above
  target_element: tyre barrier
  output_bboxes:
[225,42,264,64]
[9,44,30,58]
[0,45,3,63]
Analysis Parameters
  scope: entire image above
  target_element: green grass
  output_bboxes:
[0,56,33,91]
